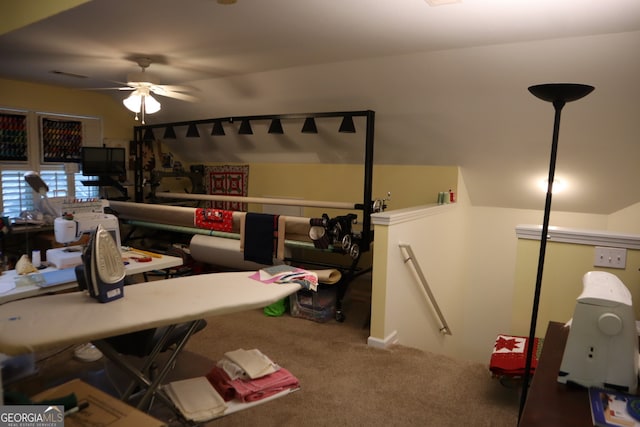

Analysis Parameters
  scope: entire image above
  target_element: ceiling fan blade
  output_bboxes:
[78,86,133,91]
[154,84,193,92]
[150,86,198,102]
[161,91,199,102]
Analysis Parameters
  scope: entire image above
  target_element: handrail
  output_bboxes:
[398,243,452,336]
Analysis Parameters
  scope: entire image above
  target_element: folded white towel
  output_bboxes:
[223,348,278,379]
[165,377,227,422]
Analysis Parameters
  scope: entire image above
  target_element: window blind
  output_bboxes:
[0,169,98,220]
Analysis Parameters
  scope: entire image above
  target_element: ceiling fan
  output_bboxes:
[111,57,198,123]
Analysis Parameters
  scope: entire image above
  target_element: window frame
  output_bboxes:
[0,109,104,220]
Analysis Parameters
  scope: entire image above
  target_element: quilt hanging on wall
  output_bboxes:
[203,165,249,211]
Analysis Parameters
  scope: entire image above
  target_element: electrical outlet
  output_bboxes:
[594,246,627,269]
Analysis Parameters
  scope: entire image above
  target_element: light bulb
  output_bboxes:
[144,94,161,114]
[123,91,142,113]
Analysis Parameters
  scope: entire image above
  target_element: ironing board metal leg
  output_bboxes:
[136,320,202,410]
[121,324,178,400]
[91,319,201,416]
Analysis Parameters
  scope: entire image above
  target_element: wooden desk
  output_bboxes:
[519,321,591,426]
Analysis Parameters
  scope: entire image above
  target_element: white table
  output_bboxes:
[0,250,183,304]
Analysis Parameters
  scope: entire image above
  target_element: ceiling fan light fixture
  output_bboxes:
[123,89,161,124]
[123,91,142,113]
[143,93,161,114]
[123,90,161,114]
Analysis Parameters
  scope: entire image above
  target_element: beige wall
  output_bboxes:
[508,202,640,340]
[370,171,640,363]
[460,204,608,361]
[608,202,640,234]
[370,169,470,359]
[0,78,134,140]
[201,162,458,217]
[512,240,640,338]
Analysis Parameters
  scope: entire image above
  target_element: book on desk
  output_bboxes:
[589,386,640,427]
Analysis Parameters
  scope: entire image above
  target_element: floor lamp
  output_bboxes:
[517,83,594,421]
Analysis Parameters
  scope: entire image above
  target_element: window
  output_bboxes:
[0,170,34,219]
[75,174,98,199]
[0,168,99,220]
[0,109,105,221]
[39,170,69,198]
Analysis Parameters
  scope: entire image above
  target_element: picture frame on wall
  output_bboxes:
[41,117,83,163]
[0,111,28,161]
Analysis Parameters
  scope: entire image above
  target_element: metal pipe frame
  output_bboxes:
[131,109,376,252]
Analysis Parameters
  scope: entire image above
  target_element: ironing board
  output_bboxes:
[0,271,302,414]
[0,271,301,355]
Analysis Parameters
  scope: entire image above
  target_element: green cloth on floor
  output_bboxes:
[263,297,287,317]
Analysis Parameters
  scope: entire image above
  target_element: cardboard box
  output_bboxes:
[32,378,166,427]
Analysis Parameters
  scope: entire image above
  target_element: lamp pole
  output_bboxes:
[518,83,594,422]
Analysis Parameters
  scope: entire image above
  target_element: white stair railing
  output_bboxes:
[399,243,452,336]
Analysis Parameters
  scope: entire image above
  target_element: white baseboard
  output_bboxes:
[367,330,398,349]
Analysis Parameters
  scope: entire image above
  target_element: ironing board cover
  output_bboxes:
[0,271,302,356]
[489,334,544,377]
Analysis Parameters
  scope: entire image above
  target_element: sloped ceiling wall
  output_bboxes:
[153,31,640,215]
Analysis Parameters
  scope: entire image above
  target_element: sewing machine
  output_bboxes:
[557,271,639,393]
[46,212,121,269]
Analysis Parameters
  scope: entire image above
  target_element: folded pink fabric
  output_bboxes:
[206,366,236,402]
[230,367,299,403]
[207,365,299,403]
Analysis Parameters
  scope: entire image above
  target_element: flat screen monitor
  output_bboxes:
[81,147,126,176]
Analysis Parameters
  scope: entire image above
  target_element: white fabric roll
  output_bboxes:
[110,201,195,227]
[190,235,281,270]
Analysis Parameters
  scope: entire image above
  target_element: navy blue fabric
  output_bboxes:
[244,213,279,265]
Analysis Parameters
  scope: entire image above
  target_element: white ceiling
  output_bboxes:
[1,0,640,214]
